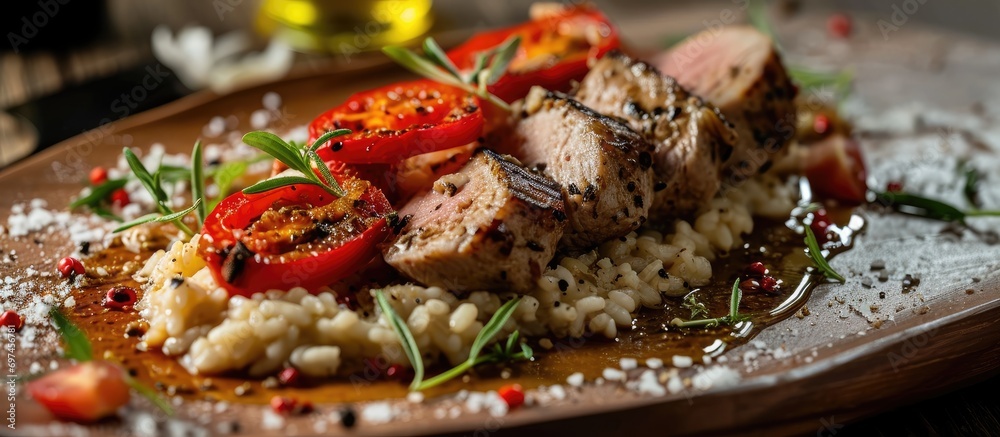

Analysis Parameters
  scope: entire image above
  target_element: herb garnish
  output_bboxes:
[48,308,174,415]
[382,36,521,111]
[115,145,202,236]
[670,280,749,328]
[374,290,531,391]
[874,191,1000,224]
[240,130,351,197]
[681,292,709,320]
[803,226,846,283]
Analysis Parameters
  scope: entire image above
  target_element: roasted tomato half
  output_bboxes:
[804,134,868,205]
[308,80,483,164]
[27,361,131,423]
[200,174,393,297]
[446,5,620,103]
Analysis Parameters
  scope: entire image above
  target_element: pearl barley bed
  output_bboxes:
[136,176,793,378]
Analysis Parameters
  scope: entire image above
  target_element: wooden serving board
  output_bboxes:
[2,3,999,435]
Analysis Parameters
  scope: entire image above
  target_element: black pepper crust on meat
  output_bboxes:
[490,87,656,252]
[383,149,566,293]
[575,50,740,219]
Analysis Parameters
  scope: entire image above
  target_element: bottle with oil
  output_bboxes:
[256,0,433,54]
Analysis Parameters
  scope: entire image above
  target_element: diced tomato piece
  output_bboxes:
[804,134,868,205]
[27,361,130,423]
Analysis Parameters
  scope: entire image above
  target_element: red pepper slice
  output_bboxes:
[308,80,483,164]
[446,6,620,103]
[199,172,393,297]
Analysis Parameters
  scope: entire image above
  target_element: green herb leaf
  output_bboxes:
[414,298,522,391]
[875,191,967,222]
[125,375,175,416]
[382,45,468,87]
[48,308,92,362]
[671,280,747,329]
[788,66,853,97]
[209,161,248,210]
[484,35,521,85]
[190,140,207,225]
[423,37,463,80]
[69,179,128,209]
[308,151,344,196]
[383,37,518,112]
[374,290,426,391]
[682,292,708,319]
[242,175,331,195]
[961,165,982,208]
[803,226,846,283]
[113,199,202,233]
[242,132,308,173]
[729,279,741,319]
[308,128,352,154]
[90,205,123,222]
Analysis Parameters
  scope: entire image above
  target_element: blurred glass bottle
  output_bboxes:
[256,0,433,54]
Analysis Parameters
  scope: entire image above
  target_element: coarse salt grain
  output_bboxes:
[261,410,285,430]
[645,358,663,369]
[361,402,393,424]
[691,366,741,391]
[666,376,684,394]
[636,370,665,397]
[672,355,693,368]
[619,357,638,370]
[602,368,626,381]
[566,372,584,387]
[548,385,566,400]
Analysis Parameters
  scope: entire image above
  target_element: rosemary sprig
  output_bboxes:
[382,35,521,111]
[960,163,982,208]
[49,307,92,361]
[788,66,853,97]
[414,298,528,391]
[804,226,846,283]
[48,308,173,415]
[190,140,207,224]
[241,130,350,197]
[374,290,529,391]
[374,290,425,391]
[874,191,1000,223]
[69,178,128,213]
[670,280,749,328]
[119,148,196,237]
[682,292,709,319]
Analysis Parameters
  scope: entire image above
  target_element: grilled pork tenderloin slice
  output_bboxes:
[383,148,566,292]
[492,87,655,251]
[655,25,797,181]
[575,51,738,218]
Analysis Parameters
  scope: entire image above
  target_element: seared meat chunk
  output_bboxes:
[384,149,565,292]
[575,51,738,218]
[492,87,655,251]
[656,25,797,180]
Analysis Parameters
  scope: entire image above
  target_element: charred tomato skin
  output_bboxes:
[308,80,483,164]
[200,177,393,297]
